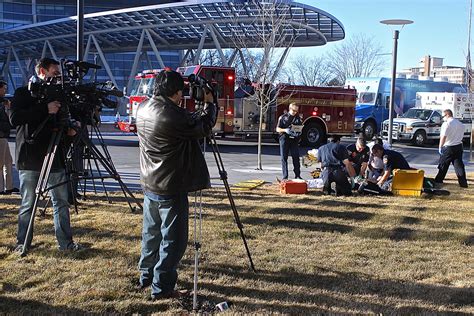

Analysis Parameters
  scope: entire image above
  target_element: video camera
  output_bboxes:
[187,74,217,103]
[28,59,123,124]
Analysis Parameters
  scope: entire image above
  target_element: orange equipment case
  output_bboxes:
[392,169,424,197]
[280,179,308,194]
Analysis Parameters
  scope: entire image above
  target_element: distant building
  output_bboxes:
[400,55,469,84]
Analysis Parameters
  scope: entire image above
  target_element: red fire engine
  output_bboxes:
[116,65,235,134]
[233,84,356,147]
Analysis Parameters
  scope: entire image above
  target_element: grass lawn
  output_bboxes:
[0,174,473,314]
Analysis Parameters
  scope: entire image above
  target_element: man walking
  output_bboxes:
[276,103,302,180]
[435,109,468,188]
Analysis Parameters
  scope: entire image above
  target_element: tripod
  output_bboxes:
[20,117,142,257]
[192,132,256,310]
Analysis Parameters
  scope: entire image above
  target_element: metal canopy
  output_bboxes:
[0,0,345,60]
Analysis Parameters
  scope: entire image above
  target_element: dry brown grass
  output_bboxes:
[0,174,473,314]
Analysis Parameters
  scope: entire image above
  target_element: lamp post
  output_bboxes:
[380,19,413,146]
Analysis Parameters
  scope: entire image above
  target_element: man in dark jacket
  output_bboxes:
[0,80,18,194]
[135,70,216,300]
[371,144,410,190]
[318,135,356,196]
[9,58,79,252]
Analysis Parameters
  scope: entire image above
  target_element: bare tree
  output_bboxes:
[283,54,331,86]
[230,0,300,170]
[326,33,387,84]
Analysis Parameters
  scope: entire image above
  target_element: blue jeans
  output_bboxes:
[279,135,300,179]
[17,170,74,250]
[138,191,189,296]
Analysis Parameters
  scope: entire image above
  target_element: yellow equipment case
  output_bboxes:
[392,169,424,197]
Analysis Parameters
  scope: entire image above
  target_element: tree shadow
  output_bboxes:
[317,200,384,209]
[0,296,90,314]
[389,227,415,241]
[190,263,473,314]
[265,207,374,221]
[242,216,353,234]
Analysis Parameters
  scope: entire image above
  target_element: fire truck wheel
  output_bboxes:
[362,121,376,140]
[302,122,326,147]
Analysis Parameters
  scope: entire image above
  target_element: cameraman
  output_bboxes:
[9,58,80,252]
[135,70,216,300]
[0,80,18,194]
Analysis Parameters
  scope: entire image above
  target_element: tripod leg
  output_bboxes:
[21,130,63,256]
[92,156,111,204]
[87,156,97,194]
[208,134,256,272]
[81,135,142,211]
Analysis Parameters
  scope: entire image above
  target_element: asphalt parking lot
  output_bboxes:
[8,132,473,192]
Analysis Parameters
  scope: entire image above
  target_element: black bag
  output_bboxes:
[357,182,393,196]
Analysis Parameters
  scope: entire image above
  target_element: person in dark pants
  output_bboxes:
[9,58,80,252]
[370,144,410,190]
[135,70,217,300]
[0,80,19,195]
[435,109,468,188]
[346,137,369,177]
[276,103,302,180]
[318,136,356,196]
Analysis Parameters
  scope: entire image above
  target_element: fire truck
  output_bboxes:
[117,65,235,134]
[233,84,357,147]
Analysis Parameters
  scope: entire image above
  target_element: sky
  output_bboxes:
[292,0,472,76]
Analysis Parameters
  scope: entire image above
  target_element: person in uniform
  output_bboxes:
[434,109,468,188]
[370,144,410,190]
[346,137,369,177]
[276,103,302,180]
[318,136,356,196]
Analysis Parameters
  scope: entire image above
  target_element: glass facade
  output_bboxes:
[1,0,182,95]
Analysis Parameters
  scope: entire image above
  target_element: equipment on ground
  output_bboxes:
[392,169,425,196]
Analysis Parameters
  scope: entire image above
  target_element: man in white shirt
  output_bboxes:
[434,109,468,188]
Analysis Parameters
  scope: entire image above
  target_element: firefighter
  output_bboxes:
[318,135,356,196]
[346,137,369,177]
[276,103,302,180]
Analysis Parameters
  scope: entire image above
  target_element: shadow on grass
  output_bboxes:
[243,216,353,234]
[240,215,469,242]
[0,296,89,314]
[317,199,386,209]
[192,263,473,314]
[265,207,374,221]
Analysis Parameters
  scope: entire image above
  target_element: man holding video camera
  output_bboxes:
[9,58,80,252]
[136,69,216,300]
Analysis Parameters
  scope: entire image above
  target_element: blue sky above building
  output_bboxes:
[296,0,471,74]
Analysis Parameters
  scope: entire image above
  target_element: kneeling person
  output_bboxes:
[318,136,356,196]
[371,144,410,190]
[346,137,369,177]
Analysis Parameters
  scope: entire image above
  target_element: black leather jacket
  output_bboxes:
[136,95,217,195]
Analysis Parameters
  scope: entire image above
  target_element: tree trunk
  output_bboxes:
[256,102,264,170]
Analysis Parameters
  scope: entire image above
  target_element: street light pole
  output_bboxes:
[380,19,413,147]
[388,30,399,146]
[77,0,84,62]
